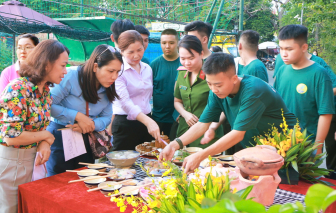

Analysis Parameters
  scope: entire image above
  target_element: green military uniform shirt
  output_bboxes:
[174,68,224,148]
[238,59,268,82]
[199,75,297,148]
[151,55,180,123]
[273,54,285,78]
[274,63,335,141]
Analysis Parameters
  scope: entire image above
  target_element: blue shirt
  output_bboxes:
[50,66,112,131]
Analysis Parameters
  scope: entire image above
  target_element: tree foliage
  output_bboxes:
[278,0,336,71]
[243,0,277,42]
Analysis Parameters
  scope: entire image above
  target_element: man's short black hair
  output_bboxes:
[184,21,213,39]
[110,19,135,43]
[135,25,150,36]
[211,46,222,52]
[161,29,179,40]
[203,53,235,75]
[278,24,308,44]
[239,30,259,52]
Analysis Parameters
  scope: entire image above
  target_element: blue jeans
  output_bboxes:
[46,122,94,177]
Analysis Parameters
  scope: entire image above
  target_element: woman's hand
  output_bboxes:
[75,112,95,134]
[182,111,199,127]
[35,141,51,166]
[42,130,55,146]
[146,119,161,141]
[65,124,83,133]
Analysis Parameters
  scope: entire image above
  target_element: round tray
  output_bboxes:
[135,144,159,157]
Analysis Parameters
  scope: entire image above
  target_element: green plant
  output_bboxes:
[255,111,332,185]
[0,38,12,72]
[186,184,336,213]
[112,156,253,213]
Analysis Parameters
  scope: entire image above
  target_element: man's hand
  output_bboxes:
[159,142,179,162]
[200,128,215,144]
[182,152,204,174]
[35,141,51,166]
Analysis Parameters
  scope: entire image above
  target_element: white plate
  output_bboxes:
[120,186,139,196]
[98,181,122,191]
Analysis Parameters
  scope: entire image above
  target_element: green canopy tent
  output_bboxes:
[55,16,115,62]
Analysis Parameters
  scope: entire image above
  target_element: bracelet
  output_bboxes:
[175,138,184,150]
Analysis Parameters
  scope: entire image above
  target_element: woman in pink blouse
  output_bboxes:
[112,30,161,150]
[0,34,39,93]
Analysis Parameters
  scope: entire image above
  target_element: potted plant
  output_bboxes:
[254,110,332,185]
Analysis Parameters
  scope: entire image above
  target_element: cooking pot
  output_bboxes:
[233,145,284,176]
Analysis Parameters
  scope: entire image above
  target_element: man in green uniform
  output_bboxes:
[184,21,213,59]
[307,51,336,179]
[274,25,335,157]
[273,54,285,79]
[135,25,151,65]
[151,29,180,138]
[237,30,268,83]
[159,53,297,173]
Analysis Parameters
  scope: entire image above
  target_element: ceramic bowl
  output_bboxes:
[84,177,106,189]
[120,186,139,196]
[77,169,99,179]
[185,147,203,154]
[98,181,122,196]
[106,150,140,168]
[219,156,234,162]
[87,164,108,173]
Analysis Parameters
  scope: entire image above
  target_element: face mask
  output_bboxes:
[313,52,317,55]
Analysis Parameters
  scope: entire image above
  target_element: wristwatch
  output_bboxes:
[175,138,184,150]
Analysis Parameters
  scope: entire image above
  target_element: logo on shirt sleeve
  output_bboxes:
[296,83,307,94]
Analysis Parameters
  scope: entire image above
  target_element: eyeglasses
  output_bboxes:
[17,46,34,51]
[97,46,123,77]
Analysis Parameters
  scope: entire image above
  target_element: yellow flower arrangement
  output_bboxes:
[254,109,332,184]
[110,156,253,213]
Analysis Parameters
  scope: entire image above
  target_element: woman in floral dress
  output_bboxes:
[0,39,69,213]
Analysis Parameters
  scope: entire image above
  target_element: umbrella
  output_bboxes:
[0,0,64,63]
[259,41,279,50]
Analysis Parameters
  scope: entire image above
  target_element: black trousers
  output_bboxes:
[46,122,94,176]
[325,115,336,179]
[112,114,154,151]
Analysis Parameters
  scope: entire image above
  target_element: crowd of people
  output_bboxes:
[0,19,335,213]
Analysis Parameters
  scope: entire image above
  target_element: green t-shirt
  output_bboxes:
[274,63,335,140]
[141,57,150,65]
[199,75,297,148]
[151,55,180,123]
[238,59,268,83]
[273,54,285,78]
[238,63,244,74]
[310,55,336,106]
[174,70,224,148]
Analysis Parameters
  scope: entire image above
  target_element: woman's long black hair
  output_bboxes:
[78,44,123,104]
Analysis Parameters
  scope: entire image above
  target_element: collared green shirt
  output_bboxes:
[274,63,335,141]
[174,69,224,148]
[238,59,269,82]
[199,75,297,148]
